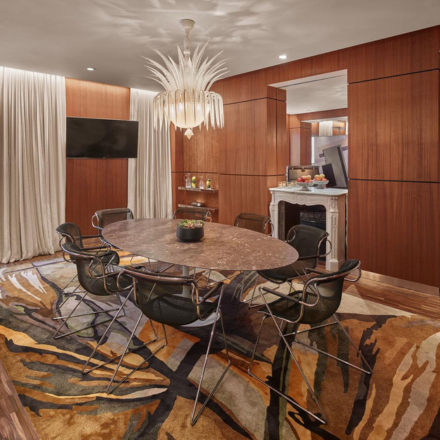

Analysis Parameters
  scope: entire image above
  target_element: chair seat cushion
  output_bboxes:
[258,259,313,283]
[137,285,217,326]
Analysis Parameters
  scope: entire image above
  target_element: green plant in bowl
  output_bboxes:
[176,220,205,241]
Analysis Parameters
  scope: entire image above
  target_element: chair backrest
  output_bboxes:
[286,224,328,270]
[299,259,360,325]
[173,207,211,222]
[234,213,271,234]
[61,242,120,296]
[56,222,84,248]
[121,267,210,326]
[92,208,134,231]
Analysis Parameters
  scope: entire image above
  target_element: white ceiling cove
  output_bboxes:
[0,0,439,91]
[275,71,348,114]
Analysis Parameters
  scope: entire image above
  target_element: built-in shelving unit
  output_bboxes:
[178,186,218,193]
[177,204,218,212]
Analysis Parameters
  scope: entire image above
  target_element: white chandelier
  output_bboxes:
[145,19,227,140]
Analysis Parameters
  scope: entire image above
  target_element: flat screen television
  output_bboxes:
[66,117,139,158]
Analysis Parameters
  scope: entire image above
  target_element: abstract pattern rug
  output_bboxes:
[0,255,439,440]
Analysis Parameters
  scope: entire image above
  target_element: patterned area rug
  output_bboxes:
[0,255,439,440]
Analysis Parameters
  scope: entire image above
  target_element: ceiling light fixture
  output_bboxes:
[145,19,227,140]
[307,110,312,112]
[86,67,95,71]
[279,55,287,60]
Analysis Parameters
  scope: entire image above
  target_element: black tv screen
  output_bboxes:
[66,117,139,158]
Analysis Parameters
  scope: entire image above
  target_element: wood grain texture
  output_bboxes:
[183,125,223,173]
[66,78,130,119]
[220,99,277,175]
[65,79,131,234]
[66,159,128,235]
[219,175,280,225]
[0,359,39,440]
[348,70,439,181]
[348,180,440,287]
[276,100,289,174]
[348,26,439,83]
[290,125,312,166]
[291,108,348,122]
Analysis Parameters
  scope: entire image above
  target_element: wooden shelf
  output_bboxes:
[178,186,218,193]
[178,204,218,212]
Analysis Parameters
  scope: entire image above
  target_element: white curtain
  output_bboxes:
[128,89,172,219]
[0,67,66,263]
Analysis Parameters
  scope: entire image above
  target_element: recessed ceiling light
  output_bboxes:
[307,110,312,112]
[279,55,287,60]
[86,67,95,71]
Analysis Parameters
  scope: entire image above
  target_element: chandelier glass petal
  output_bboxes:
[144,19,227,139]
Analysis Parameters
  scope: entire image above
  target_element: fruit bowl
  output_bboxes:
[296,181,315,191]
[313,179,329,189]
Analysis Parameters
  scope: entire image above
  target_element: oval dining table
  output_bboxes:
[103,219,298,325]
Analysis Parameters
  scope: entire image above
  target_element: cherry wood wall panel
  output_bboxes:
[66,159,129,236]
[348,180,440,287]
[66,78,130,119]
[348,26,439,83]
[66,79,131,235]
[183,125,223,173]
[219,175,280,225]
[348,70,439,182]
[276,100,289,174]
[219,99,278,175]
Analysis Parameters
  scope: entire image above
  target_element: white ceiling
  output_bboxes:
[0,1,439,91]
[277,71,348,114]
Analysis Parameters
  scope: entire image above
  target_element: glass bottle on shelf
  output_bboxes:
[184,173,191,189]
[198,175,205,190]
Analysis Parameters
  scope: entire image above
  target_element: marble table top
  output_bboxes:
[103,219,298,271]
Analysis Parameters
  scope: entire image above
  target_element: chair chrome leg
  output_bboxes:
[106,316,167,393]
[53,291,127,321]
[248,288,328,425]
[190,307,232,426]
[51,275,81,319]
[53,291,113,340]
[82,289,135,374]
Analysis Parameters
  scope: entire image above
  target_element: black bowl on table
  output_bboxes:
[176,222,204,242]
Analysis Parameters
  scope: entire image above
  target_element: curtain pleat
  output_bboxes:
[0,67,66,263]
[128,89,172,219]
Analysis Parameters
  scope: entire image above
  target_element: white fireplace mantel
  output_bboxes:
[269,187,348,271]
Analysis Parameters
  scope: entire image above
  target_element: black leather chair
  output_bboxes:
[92,208,134,247]
[54,242,132,348]
[248,259,372,425]
[53,222,113,320]
[234,212,271,234]
[233,213,272,305]
[173,207,212,222]
[101,267,231,425]
[259,224,330,283]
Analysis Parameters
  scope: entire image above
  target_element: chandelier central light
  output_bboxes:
[145,19,227,140]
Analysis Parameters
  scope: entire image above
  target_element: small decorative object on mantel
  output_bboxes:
[184,173,191,188]
[191,176,196,188]
[176,220,204,242]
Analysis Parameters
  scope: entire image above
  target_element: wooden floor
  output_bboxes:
[0,252,439,439]
[0,360,39,440]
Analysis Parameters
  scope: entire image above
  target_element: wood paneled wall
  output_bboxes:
[171,25,440,290]
[65,79,131,235]
[346,26,440,289]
